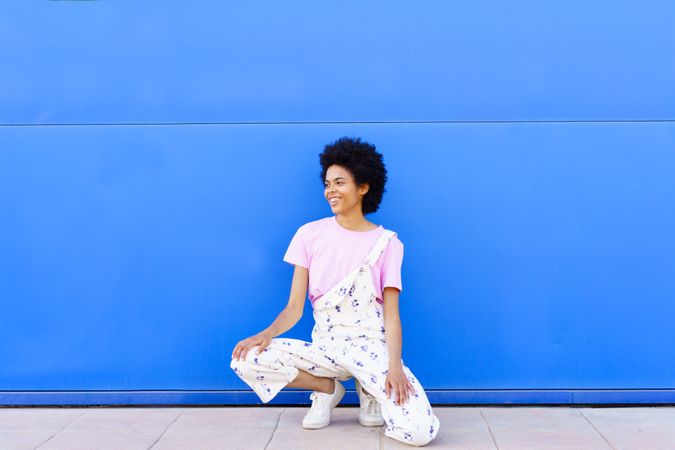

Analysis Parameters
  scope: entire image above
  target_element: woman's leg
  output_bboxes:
[230,337,350,403]
[339,339,440,447]
[286,369,336,394]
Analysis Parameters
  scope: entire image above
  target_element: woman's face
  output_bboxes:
[324,165,369,215]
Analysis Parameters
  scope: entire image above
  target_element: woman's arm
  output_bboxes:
[231,265,308,361]
[383,286,415,405]
[263,264,308,337]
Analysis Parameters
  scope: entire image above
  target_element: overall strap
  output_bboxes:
[364,230,396,268]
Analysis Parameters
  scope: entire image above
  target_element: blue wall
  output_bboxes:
[2,1,675,405]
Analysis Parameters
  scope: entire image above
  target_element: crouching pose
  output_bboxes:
[230,137,439,446]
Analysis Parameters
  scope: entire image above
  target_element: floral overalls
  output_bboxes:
[230,230,440,446]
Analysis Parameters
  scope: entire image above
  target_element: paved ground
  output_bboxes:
[1,406,674,449]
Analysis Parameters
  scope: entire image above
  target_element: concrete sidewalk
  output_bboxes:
[1,406,673,449]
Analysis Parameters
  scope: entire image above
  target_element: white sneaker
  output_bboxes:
[355,378,384,426]
[302,379,345,429]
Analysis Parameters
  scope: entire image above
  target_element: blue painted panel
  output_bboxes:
[1,123,674,396]
[4,389,675,406]
[1,1,674,124]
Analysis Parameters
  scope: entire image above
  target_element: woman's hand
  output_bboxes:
[231,331,272,361]
[385,363,416,405]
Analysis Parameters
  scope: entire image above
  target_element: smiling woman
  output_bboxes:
[230,137,439,447]
[320,137,388,218]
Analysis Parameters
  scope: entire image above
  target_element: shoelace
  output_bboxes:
[309,391,330,415]
[357,382,379,415]
[362,395,379,415]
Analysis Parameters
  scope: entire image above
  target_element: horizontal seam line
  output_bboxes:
[1,119,675,127]
[4,388,675,392]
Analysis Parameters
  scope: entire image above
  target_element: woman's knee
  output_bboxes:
[385,430,433,447]
[229,356,244,374]
[385,417,439,447]
[230,340,286,371]
[230,347,256,371]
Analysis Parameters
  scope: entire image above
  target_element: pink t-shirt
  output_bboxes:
[283,215,404,306]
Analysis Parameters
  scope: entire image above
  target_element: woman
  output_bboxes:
[230,137,439,446]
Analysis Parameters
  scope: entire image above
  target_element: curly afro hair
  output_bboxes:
[319,137,388,215]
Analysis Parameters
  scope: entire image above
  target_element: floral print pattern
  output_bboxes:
[230,230,439,446]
